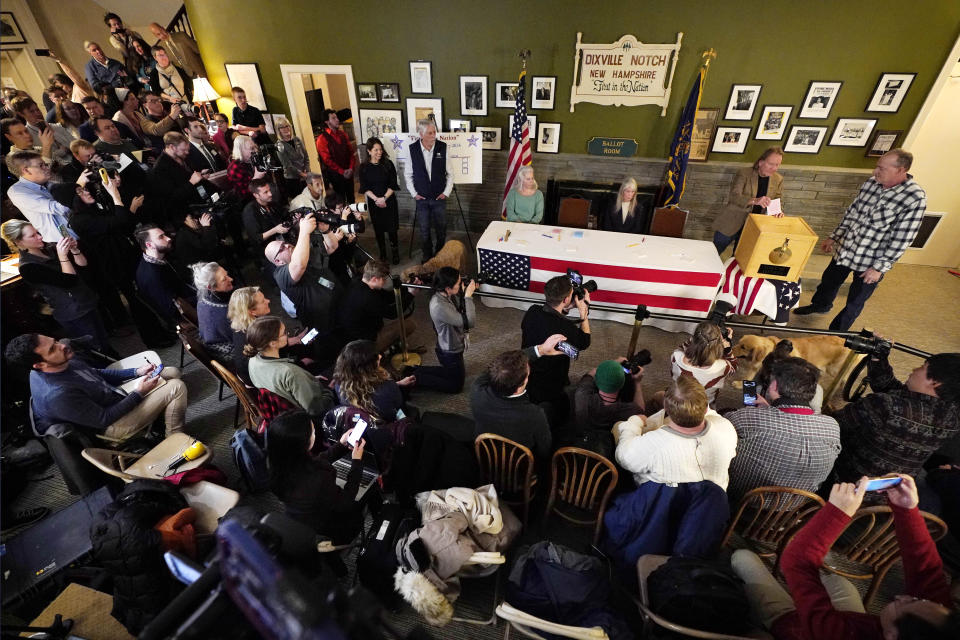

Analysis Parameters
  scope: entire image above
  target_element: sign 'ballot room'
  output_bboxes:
[570,32,683,115]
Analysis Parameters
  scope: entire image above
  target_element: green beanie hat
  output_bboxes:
[595,360,626,393]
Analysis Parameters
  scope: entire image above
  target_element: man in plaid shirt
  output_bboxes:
[726,357,840,505]
[794,149,925,330]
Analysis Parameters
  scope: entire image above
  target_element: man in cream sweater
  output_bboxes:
[614,376,738,490]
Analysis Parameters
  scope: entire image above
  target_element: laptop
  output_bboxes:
[331,453,380,501]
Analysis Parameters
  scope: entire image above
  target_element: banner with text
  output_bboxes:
[570,32,683,115]
[384,132,483,185]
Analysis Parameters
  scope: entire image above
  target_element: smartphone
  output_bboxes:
[742,380,758,406]
[35,48,51,57]
[57,224,70,239]
[347,418,368,447]
[622,365,631,374]
[556,340,579,360]
[300,328,319,344]
[149,364,164,379]
[864,477,902,492]
[99,167,110,186]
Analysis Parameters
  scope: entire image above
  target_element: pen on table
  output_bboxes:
[541,234,553,239]
[504,230,511,242]
[627,242,640,248]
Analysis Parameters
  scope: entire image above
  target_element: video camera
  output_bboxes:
[566,268,597,301]
[622,349,652,375]
[288,205,367,235]
[85,152,122,174]
[844,329,892,359]
[251,143,283,172]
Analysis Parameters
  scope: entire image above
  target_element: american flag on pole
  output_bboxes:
[479,248,722,313]
[501,68,532,219]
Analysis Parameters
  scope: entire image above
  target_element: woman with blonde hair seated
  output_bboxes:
[504,165,544,224]
[600,177,649,234]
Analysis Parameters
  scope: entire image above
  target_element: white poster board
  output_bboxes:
[569,32,683,115]
[384,132,483,185]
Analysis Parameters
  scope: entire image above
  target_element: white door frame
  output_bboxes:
[279,64,361,173]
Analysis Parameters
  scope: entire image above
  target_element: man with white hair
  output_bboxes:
[83,41,130,90]
[403,118,453,261]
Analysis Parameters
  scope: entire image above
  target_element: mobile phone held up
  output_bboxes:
[556,340,579,360]
[347,418,368,447]
[300,328,319,345]
[742,380,758,406]
[149,364,164,379]
[864,477,902,492]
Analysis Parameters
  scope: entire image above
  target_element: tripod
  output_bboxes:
[407,185,474,259]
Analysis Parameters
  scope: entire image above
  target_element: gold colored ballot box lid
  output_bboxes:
[734,214,818,282]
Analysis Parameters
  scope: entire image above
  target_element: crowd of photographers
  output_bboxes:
[2,13,959,638]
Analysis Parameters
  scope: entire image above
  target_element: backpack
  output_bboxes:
[356,502,420,610]
[646,556,751,638]
[230,428,270,492]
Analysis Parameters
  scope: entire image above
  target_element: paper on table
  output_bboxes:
[766,198,782,215]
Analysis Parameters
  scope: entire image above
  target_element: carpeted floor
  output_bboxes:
[5,225,958,637]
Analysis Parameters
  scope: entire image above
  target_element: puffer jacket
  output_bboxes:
[89,480,188,634]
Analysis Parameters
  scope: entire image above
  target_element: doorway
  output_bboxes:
[279,64,361,200]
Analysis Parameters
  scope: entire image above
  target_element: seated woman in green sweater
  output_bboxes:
[505,166,544,224]
[244,316,336,419]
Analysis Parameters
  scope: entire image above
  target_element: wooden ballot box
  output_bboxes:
[734,214,818,282]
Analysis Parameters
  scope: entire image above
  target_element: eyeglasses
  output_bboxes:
[272,243,290,263]
[28,161,50,170]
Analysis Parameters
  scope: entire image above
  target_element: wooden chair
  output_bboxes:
[722,486,825,564]
[543,447,618,545]
[496,602,609,639]
[474,433,537,527]
[178,324,228,401]
[557,196,591,229]
[820,506,948,608]
[649,206,688,238]
[636,555,766,639]
[211,360,262,430]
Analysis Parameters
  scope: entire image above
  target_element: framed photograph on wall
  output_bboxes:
[799,81,842,119]
[406,97,443,133]
[690,107,719,162]
[724,84,762,120]
[476,126,502,150]
[357,83,378,102]
[784,125,828,153]
[755,105,793,140]
[865,72,916,113]
[459,75,487,116]
[496,82,519,108]
[530,76,556,110]
[509,114,537,142]
[409,60,432,94]
[829,117,878,147]
[865,129,903,158]
[224,63,267,111]
[449,118,471,132]
[359,108,402,142]
[1,12,27,45]
[537,122,560,153]
[712,126,751,153]
[377,82,400,103]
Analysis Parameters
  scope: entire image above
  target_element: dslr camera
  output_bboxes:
[250,143,283,172]
[844,329,892,359]
[85,152,122,174]
[288,206,366,235]
[622,349,652,375]
[566,268,597,301]
[462,272,489,287]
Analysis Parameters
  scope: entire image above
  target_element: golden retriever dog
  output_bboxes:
[731,334,857,390]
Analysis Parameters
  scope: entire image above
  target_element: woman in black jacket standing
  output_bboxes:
[358,137,400,264]
[266,410,366,545]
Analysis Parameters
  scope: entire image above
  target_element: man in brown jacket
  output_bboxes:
[711,147,784,254]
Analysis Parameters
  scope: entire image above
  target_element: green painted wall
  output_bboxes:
[186,0,960,169]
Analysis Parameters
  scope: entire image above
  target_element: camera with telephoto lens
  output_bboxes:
[844,329,892,359]
[250,143,283,172]
[85,152,122,174]
[622,349,652,375]
[288,206,366,234]
[566,268,597,301]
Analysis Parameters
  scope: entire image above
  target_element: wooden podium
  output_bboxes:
[734,214,818,282]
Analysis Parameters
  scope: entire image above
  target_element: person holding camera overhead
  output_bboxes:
[412,267,476,394]
[520,274,592,426]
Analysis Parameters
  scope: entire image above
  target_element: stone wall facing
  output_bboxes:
[387,150,872,242]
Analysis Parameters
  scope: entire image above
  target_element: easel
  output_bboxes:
[407,112,475,258]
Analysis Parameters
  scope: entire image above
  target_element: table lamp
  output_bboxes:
[192,77,221,123]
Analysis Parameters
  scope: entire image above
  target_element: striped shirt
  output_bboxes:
[831,175,926,273]
[726,404,841,505]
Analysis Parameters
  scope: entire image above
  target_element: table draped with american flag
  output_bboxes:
[476,222,725,333]
[716,257,802,324]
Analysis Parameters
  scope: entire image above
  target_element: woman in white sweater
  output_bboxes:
[615,376,738,490]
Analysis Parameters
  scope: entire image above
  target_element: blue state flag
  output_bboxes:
[660,67,705,208]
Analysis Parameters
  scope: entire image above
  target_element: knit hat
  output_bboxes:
[114,87,130,103]
[595,360,626,393]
